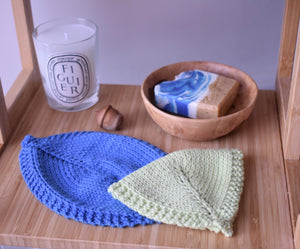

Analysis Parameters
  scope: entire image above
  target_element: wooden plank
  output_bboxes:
[6,0,41,135]
[275,0,300,147]
[11,0,39,70]
[277,0,300,79]
[284,22,300,160]
[295,215,300,249]
[285,160,300,230]
[0,85,293,249]
[0,79,11,148]
[275,76,290,140]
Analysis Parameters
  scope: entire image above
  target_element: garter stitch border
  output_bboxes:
[19,131,166,227]
[108,149,244,237]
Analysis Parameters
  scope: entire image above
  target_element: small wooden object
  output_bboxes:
[96,105,123,130]
[141,61,258,141]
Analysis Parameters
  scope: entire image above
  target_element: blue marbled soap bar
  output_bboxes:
[154,70,218,118]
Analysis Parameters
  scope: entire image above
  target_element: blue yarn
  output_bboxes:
[19,131,166,227]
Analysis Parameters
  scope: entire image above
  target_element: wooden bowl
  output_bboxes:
[141,61,258,141]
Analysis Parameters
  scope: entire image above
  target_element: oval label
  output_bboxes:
[47,54,90,103]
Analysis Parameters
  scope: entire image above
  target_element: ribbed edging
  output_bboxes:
[108,149,244,236]
[19,131,166,227]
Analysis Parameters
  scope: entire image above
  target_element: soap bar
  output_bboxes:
[154,70,239,119]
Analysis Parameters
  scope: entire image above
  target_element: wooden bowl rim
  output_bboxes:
[141,61,258,123]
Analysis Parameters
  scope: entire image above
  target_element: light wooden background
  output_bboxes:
[0,246,35,249]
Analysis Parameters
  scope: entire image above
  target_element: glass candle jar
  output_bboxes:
[33,18,99,112]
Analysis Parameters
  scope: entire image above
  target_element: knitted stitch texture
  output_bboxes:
[19,131,166,227]
[108,149,244,237]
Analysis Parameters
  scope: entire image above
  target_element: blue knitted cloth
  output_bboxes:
[19,131,166,227]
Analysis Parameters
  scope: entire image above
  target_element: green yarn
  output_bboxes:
[108,149,244,237]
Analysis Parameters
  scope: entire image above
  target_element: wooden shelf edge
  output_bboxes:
[0,234,153,249]
[295,215,300,249]
[275,74,290,143]
[285,160,300,233]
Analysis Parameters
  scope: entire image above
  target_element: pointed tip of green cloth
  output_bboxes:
[108,148,244,237]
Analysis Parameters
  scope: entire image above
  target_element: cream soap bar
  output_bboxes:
[154,70,239,119]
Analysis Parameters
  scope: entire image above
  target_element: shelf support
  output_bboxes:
[284,22,300,160]
[0,79,11,149]
[295,215,300,249]
[276,0,300,160]
[1,0,41,145]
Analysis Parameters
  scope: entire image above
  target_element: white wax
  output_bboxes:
[36,23,95,44]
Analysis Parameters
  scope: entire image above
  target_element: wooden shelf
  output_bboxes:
[0,84,293,249]
[285,159,300,230]
[0,0,299,248]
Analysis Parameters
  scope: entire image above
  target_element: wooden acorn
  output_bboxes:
[96,105,123,130]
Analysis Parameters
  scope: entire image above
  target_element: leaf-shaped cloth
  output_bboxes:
[19,131,166,227]
[108,149,244,236]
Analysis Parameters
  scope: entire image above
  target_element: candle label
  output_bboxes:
[47,54,90,103]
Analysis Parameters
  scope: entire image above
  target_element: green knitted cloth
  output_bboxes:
[108,149,244,237]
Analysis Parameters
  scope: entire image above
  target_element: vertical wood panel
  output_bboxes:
[277,0,300,79]
[295,215,300,249]
[0,79,11,148]
[11,0,39,71]
[284,23,300,159]
[275,0,300,147]
[5,0,41,136]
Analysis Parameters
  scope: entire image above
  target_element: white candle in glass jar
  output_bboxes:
[33,18,99,112]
